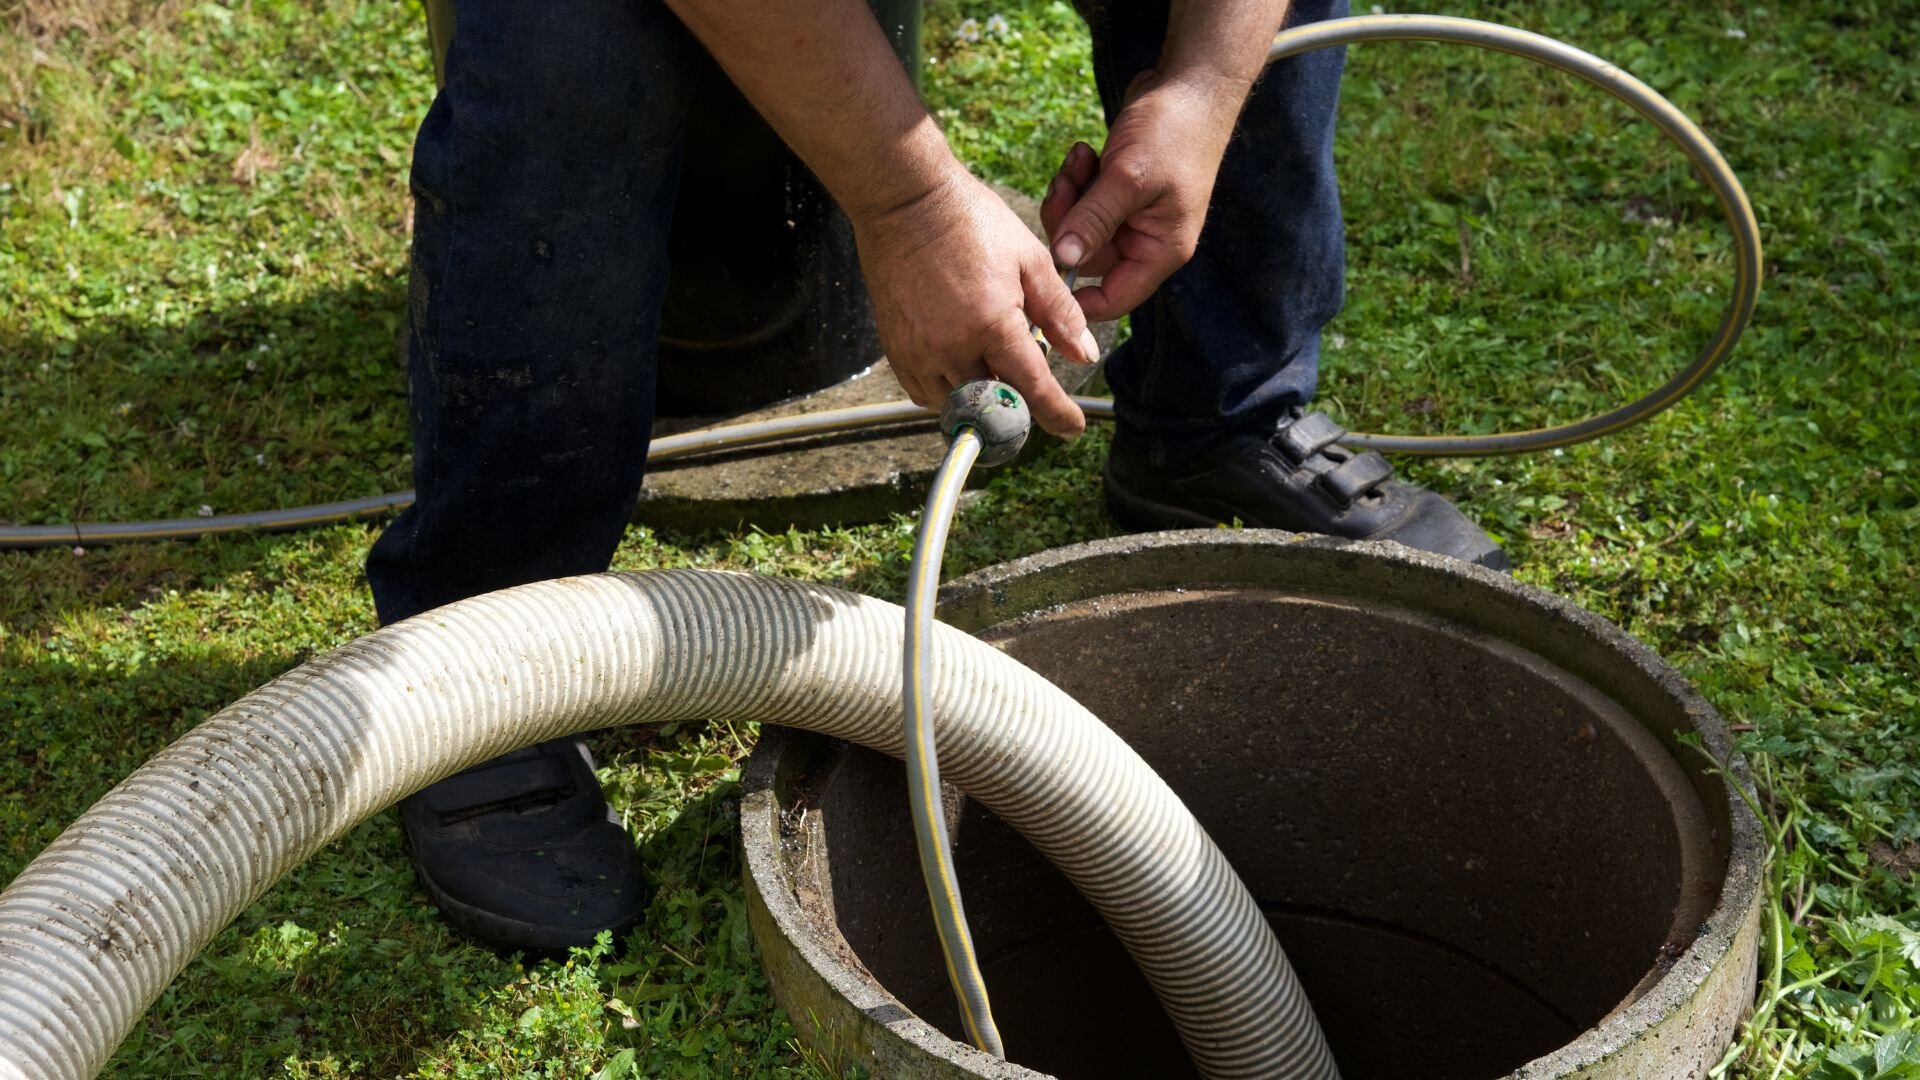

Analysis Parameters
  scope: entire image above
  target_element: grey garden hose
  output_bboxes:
[898,380,1042,1059]
[898,420,1006,1053]
[0,14,1761,552]
[904,425,1003,1056]
[1271,15,1762,456]
[0,570,1336,1080]
[0,13,1767,1079]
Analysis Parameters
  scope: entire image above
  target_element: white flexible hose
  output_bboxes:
[0,570,1332,1080]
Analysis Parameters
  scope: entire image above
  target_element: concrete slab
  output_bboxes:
[636,183,1116,533]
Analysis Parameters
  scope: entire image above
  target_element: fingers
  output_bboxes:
[1021,258,1100,367]
[1070,254,1168,322]
[890,260,1093,437]
[1043,144,1092,256]
[1052,151,1154,273]
[900,365,990,413]
[1042,142,1099,257]
[1040,171,1076,246]
[1063,141,1099,189]
[980,311,1084,439]
[890,363,940,412]
[889,350,965,412]
[1045,171,1123,278]
[1069,231,1125,279]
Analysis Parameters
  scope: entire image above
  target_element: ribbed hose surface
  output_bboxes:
[0,571,1335,1080]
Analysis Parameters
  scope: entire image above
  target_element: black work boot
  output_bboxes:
[399,738,647,954]
[1104,409,1509,572]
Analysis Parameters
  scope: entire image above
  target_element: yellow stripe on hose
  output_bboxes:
[903,428,1005,1057]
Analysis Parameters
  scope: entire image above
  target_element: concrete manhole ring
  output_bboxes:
[740,531,1764,1080]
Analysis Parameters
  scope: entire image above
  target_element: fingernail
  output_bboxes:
[1055,234,1086,268]
[1045,175,1064,202]
[1077,328,1100,364]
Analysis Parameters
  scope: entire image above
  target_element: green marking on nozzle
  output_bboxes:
[940,381,1033,468]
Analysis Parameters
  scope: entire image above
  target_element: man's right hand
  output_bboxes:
[660,0,1097,437]
[851,170,1098,440]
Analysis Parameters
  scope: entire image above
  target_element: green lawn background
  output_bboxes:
[2,0,1916,1076]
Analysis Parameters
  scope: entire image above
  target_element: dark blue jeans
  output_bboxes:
[1083,0,1347,467]
[366,0,1346,625]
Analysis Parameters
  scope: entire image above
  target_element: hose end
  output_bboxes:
[940,381,1031,468]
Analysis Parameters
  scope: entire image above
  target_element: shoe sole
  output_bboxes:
[404,826,644,957]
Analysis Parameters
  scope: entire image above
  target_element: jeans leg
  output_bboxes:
[1077,0,1348,467]
[365,0,697,625]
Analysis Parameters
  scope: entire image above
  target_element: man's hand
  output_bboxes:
[1040,68,1247,323]
[853,171,1098,438]
[663,0,1284,435]
[661,0,1099,439]
[1040,0,1295,319]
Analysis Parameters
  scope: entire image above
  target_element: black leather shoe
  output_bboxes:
[1104,409,1510,572]
[399,738,647,954]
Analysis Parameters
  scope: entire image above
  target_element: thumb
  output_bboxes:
[1021,256,1098,367]
[1051,160,1148,271]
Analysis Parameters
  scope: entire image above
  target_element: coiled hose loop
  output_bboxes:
[1273,15,1763,456]
[0,16,1761,550]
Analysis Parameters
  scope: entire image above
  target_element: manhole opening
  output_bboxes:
[794,589,1724,1079]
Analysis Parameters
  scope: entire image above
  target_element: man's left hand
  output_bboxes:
[1040,68,1246,322]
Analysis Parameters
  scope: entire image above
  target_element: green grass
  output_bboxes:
[3,0,1917,1077]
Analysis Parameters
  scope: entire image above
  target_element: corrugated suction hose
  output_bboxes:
[0,570,1333,1080]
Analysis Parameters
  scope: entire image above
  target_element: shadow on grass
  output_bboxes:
[0,521,388,645]
[1,644,312,879]
[1,279,412,531]
[121,745,793,1079]
[4,563,852,1077]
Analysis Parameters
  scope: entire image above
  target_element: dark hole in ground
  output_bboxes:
[799,589,1722,1079]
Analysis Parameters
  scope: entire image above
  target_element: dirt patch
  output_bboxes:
[8,0,187,46]
[1869,840,1920,879]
